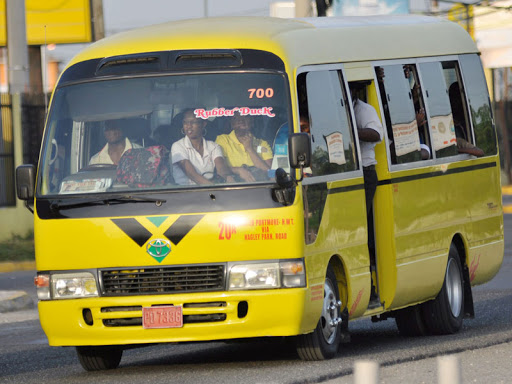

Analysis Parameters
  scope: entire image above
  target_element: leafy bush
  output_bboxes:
[0,231,35,262]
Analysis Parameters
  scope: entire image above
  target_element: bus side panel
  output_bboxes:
[467,161,504,286]
[389,164,475,309]
[304,178,371,320]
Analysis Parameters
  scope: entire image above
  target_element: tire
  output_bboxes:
[76,346,123,371]
[395,304,428,337]
[297,267,342,360]
[422,243,464,335]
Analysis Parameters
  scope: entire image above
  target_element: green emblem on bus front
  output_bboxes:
[146,239,171,263]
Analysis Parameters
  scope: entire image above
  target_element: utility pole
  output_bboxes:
[6,0,29,94]
[295,0,312,17]
[5,0,29,208]
[91,0,105,41]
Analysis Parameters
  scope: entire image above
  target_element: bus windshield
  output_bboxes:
[38,72,291,197]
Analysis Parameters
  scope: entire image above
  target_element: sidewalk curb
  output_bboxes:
[502,186,512,195]
[0,261,36,273]
[0,290,34,313]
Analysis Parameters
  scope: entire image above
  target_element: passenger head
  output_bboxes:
[300,113,310,134]
[104,119,125,145]
[182,109,206,140]
[230,114,252,133]
[349,81,368,101]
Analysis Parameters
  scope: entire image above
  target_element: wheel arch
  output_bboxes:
[328,255,348,309]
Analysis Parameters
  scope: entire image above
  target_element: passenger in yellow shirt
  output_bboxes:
[216,114,273,182]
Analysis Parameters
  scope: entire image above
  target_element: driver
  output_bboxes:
[89,119,141,165]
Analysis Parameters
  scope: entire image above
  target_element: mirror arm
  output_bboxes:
[296,163,304,183]
[24,200,34,214]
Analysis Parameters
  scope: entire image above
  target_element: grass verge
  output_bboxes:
[0,232,35,262]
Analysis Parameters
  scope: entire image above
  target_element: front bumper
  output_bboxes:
[39,288,309,346]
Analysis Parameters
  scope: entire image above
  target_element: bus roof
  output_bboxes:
[67,15,478,71]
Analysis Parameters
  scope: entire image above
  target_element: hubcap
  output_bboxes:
[321,279,340,344]
[446,258,463,318]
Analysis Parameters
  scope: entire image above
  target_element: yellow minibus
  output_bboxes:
[16,15,503,370]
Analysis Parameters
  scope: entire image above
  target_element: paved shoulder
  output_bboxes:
[0,290,34,313]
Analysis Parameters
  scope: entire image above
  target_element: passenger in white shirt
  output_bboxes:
[351,86,383,216]
[171,109,235,185]
[350,82,383,303]
[89,120,140,165]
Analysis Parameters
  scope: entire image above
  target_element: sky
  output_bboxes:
[48,0,512,70]
[48,0,438,68]
[50,0,277,68]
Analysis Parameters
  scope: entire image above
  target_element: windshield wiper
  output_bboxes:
[50,194,167,210]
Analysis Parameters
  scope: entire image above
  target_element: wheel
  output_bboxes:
[395,304,428,336]
[421,243,464,335]
[76,346,123,371]
[297,267,342,360]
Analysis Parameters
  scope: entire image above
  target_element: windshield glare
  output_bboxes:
[38,72,291,196]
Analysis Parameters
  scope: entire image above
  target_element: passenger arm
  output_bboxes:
[177,159,213,185]
[358,128,381,143]
[214,157,236,183]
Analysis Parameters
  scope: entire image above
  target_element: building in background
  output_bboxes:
[0,0,103,242]
[2,0,512,242]
[332,0,409,15]
[0,48,60,93]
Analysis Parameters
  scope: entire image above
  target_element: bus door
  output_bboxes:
[297,66,374,318]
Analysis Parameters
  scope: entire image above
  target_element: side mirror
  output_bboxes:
[16,164,35,201]
[288,133,311,169]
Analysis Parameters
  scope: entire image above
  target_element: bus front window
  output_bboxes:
[38,73,291,197]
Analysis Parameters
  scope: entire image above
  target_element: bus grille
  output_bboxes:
[100,265,225,296]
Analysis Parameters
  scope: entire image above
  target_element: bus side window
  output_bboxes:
[405,64,432,160]
[299,70,358,176]
[442,61,470,142]
[419,61,458,159]
[458,54,496,156]
[376,64,423,164]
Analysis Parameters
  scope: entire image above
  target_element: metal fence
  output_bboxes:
[21,93,46,166]
[0,93,14,207]
[0,93,46,207]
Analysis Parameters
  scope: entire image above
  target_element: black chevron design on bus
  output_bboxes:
[111,218,152,247]
[164,215,204,245]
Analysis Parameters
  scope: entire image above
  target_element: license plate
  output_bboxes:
[142,306,183,329]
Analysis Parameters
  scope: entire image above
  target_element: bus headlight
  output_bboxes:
[228,259,305,290]
[50,272,98,299]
